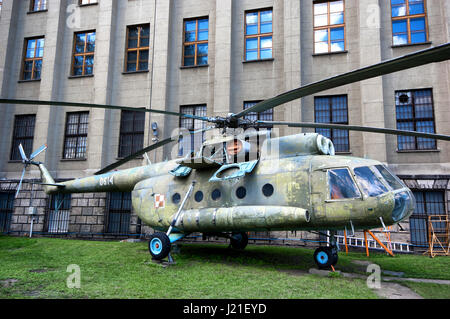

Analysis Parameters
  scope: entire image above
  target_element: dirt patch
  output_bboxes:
[0,279,19,288]
[29,268,56,273]
[373,282,423,299]
[277,269,308,277]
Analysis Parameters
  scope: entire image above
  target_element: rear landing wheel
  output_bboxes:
[149,232,171,260]
[314,247,337,269]
[230,232,248,250]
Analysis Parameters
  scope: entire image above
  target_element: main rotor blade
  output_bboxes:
[95,127,214,175]
[257,121,450,141]
[15,167,27,199]
[29,144,48,160]
[235,43,450,119]
[0,99,211,122]
[18,144,28,162]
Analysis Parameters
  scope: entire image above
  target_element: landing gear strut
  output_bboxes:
[313,233,339,269]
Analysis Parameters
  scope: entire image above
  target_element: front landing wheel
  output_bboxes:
[149,232,171,260]
[313,247,337,269]
[230,232,248,250]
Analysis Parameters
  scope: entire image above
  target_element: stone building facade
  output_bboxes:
[0,0,449,253]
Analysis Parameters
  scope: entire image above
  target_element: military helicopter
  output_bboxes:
[2,43,450,269]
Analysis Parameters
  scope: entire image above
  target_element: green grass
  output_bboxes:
[404,282,450,299]
[0,235,449,299]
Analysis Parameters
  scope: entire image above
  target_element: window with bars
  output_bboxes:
[179,105,207,156]
[391,0,428,46]
[118,110,145,158]
[0,192,14,233]
[72,31,96,76]
[244,101,273,127]
[410,190,446,247]
[245,8,273,61]
[63,112,89,159]
[30,0,47,11]
[395,89,436,151]
[46,193,71,234]
[314,95,349,152]
[313,0,345,54]
[106,192,132,234]
[22,37,44,81]
[10,114,36,161]
[125,24,150,72]
[183,17,208,67]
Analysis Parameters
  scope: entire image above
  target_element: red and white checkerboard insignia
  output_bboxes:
[154,194,165,209]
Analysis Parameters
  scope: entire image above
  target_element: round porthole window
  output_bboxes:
[211,189,221,201]
[262,184,274,197]
[195,191,204,202]
[236,186,246,199]
[172,193,181,204]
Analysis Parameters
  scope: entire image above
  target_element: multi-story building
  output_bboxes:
[0,0,449,252]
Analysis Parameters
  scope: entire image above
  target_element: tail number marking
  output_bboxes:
[99,175,114,187]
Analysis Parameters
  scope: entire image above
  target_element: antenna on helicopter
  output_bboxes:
[15,143,47,198]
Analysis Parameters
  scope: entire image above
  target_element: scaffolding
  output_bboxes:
[424,215,449,258]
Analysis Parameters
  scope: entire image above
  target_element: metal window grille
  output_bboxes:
[63,112,89,159]
[0,192,14,233]
[10,114,36,161]
[106,192,132,234]
[118,110,145,158]
[244,101,273,126]
[314,95,349,152]
[46,194,71,234]
[396,89,436,150]
[179,105,207,156]
[410,190,446,247]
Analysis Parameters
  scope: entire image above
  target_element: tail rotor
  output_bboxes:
[15,143,47,198]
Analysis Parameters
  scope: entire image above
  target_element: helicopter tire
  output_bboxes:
[314,247,335,269]
[149,232,171,260]
[230,232,248,250]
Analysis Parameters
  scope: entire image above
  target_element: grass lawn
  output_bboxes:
[0,235,449,299]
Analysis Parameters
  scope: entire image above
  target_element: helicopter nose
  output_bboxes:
[391,190,415,223]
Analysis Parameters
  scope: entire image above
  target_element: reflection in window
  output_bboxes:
[72,31,96,76]
[125,24,150,72]
[183,17,208,66]
[328,168,360,199]
[354,167,388,197]
[391,0,428,45]
[313,0,345,54]
[375,165,404,190]
[22,37,45,80]
[245,9,273,61]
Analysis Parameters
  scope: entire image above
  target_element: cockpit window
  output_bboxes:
[375,165,404,190]
[328,169,360,200]
[354,166,388,197]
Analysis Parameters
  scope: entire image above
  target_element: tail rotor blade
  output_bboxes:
[30,144,48,160]
[15,167,27,199]
[18,144,28,162]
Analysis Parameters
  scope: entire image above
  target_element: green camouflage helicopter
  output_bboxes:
[2,43,450,269]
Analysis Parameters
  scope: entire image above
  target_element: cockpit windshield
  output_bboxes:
[328,168,361,200]
[374,165,404,190]
[354,166,388,197]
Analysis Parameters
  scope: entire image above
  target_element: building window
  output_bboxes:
[391,0,428,45]
[118,110,145,158]
[245,8,273,61]
[125,24,150,72]
[0,192,14,233]
[72,31,96,76]
[313,0,345,54]
[106,192,131,234]
[46,194,71,234]
[30,0,47,12]
[183,17,208,67]
[79,0,98,5]
[395,89,436,151]
[410,190,446,247]
[314,95,349,153]
[22,37,45,81]
[179,105,207,156]
[10,114,36,161]
[244,101,273,128]
[63,112,89,159]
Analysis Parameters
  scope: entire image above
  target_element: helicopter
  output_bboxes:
[1,43,450,269]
